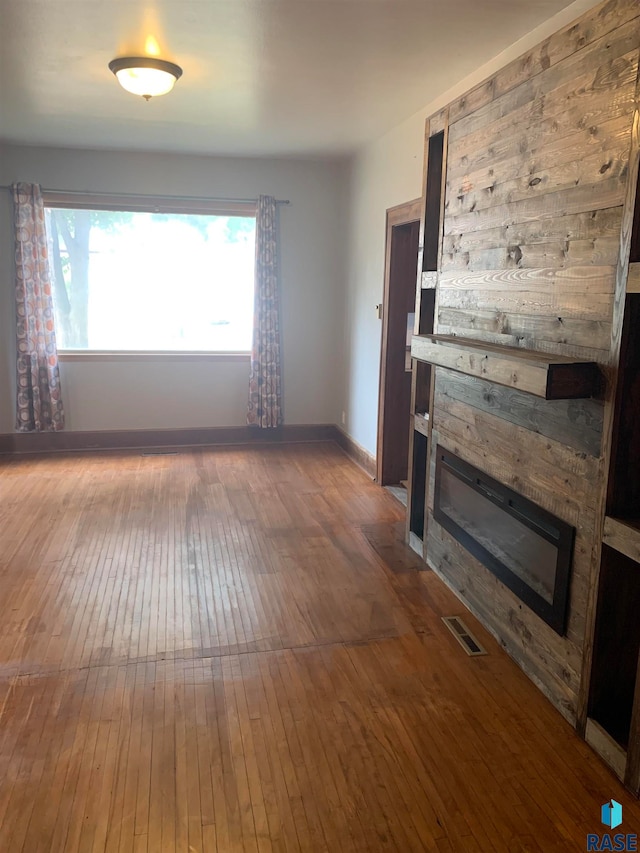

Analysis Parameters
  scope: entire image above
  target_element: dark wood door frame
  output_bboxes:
[376,198,421,486]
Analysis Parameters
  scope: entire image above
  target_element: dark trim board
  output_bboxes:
[376,198,421,487]
[0,424,339,455]
[334,426,377,479]
[0,426,380,483]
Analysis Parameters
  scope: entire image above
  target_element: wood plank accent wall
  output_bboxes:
[423,0,640,724]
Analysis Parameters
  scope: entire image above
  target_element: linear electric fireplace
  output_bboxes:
[433,446,574,635]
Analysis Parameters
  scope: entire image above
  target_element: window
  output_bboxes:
[44,196,256,353]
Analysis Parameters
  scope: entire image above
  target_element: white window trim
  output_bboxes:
[57,351,251,362]
[44,192,257,217]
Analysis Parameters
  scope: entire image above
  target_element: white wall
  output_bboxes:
[341,0,601,457]
[0,145,346,432]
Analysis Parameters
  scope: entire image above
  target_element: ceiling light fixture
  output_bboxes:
[108,56,183,101]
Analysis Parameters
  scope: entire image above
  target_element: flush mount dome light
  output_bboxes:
[108,56,183,100]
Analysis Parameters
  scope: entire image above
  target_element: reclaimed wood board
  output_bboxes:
[436,308,611,351]
[603,515,640,563]
[628,262,640,292]
[448,0,640,124]
[433,368,603,456]
[442,207,623,256]
[411,333,601,398]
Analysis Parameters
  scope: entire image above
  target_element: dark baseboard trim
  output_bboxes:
[0,426,380,479]
[0,424,340,455]
[333,426,376,479]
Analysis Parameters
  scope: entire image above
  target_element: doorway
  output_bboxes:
[376,199,421,487]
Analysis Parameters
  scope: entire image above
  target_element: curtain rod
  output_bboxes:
[0,186,290,204]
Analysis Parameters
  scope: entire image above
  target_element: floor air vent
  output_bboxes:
[441,616,487,656]
[141,450,179,456]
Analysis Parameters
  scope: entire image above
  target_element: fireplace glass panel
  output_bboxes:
[433,446,574,635]
[439,467,556,603]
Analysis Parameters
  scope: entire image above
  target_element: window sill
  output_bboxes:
[58,350,251,363]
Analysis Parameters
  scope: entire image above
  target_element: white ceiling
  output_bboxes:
[0,0,582,158]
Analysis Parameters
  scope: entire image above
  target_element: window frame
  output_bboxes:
[44,192,257,359]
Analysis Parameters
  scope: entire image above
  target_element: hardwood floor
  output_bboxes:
[0,441,637,851]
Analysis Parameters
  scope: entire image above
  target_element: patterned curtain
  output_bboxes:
[247,195,283,428]
[13,183,65,432]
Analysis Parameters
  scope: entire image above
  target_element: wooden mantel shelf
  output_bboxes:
[410,334,601,400]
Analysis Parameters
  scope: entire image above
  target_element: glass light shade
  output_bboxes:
[109,57,183,99]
